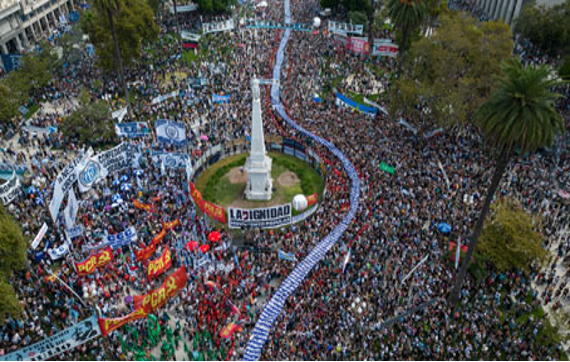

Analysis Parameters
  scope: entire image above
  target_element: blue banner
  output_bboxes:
[83,226,137,252]
[115,122,150,138]
[212,94,231,103]
[0,162,27,175]
[335,92,378,116]
[277,249,296,262]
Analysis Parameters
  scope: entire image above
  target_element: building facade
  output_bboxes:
[0,0,76,55]
[476,0,525,25]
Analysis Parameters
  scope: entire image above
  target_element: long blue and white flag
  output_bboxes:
[156,119,187,146]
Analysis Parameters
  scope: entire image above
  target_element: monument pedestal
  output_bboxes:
[245,157,273,200]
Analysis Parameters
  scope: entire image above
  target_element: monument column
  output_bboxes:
[245,79,273,201]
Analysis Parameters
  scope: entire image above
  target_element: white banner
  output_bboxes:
[49,149,91,222]
[111,107,128,122]
[0,172,20,205]
[171,3,198,13]
[181,30,201,41]
[228,204,292,229]
[63,189,78,230]
[372,39,398,57]
[76,143,140,193]
[0,315,101,361]
[151,91,179,105]
[66,224,84,239]
[48,241,70,260]
[202,19,234,34]
[328,20,364,36]
[31,223,48,250]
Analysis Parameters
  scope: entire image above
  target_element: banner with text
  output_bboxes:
[148,246,172,279]
[75,247,113,277]
[133,266,187,314]
[0,315,101,361]
[228,204,292,229]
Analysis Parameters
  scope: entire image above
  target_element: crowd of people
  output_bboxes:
[0,0,569,360]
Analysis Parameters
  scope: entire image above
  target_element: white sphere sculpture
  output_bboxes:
[292,194,308,211]
[313,17,321,28]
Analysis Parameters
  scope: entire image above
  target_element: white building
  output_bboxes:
[0,0,76,55]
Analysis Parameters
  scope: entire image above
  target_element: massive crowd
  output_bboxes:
[0,0,569,360]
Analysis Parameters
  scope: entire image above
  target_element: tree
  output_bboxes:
[513,0,570,57]
[60,89,118,147]
[87,0,158,116]
[559,56,570,81]
[388,0,427,74]
[194,0,236,13]
[0,84,19,123]
[449,59,566,304]
[479,198,548,272]
[347,11,369,29]
[0,205,27,321]
[321,0,341,10]
[390,14,513,126]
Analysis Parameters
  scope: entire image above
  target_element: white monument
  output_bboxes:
[245,79,273,200]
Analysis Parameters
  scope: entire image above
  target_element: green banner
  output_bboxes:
[380,161,395,174]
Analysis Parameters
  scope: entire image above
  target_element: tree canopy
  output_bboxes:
[82,0,158,72]
[390,13,513,126]
[513,0,570,57]
[0,205,27,322]
[479,199,548,272]
[60,89,118,147]
[0,41,57,123]
[194,0,236,13]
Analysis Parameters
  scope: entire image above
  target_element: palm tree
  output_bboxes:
[449,59,565,305]
[388,0,427,75]
[93,0,132,118]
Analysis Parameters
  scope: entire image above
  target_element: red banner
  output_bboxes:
[346,37,369,54]
[189,182,226,223]
[148,247,172,279]
[189,182,203,207]
[152,229,167,244]
[163,218,181,231]
[203,200,227,223]
[98,307,147,336]
[306,193,318,207]
[75,247,113,277]
[133,199,154,212]
[133,266,188,313]
[135,242,157,261]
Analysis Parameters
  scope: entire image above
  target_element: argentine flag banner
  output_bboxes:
[156,119,187,146]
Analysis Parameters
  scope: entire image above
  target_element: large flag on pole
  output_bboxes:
[156,119,187,146]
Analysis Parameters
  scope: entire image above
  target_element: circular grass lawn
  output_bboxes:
[195,152,324,209]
